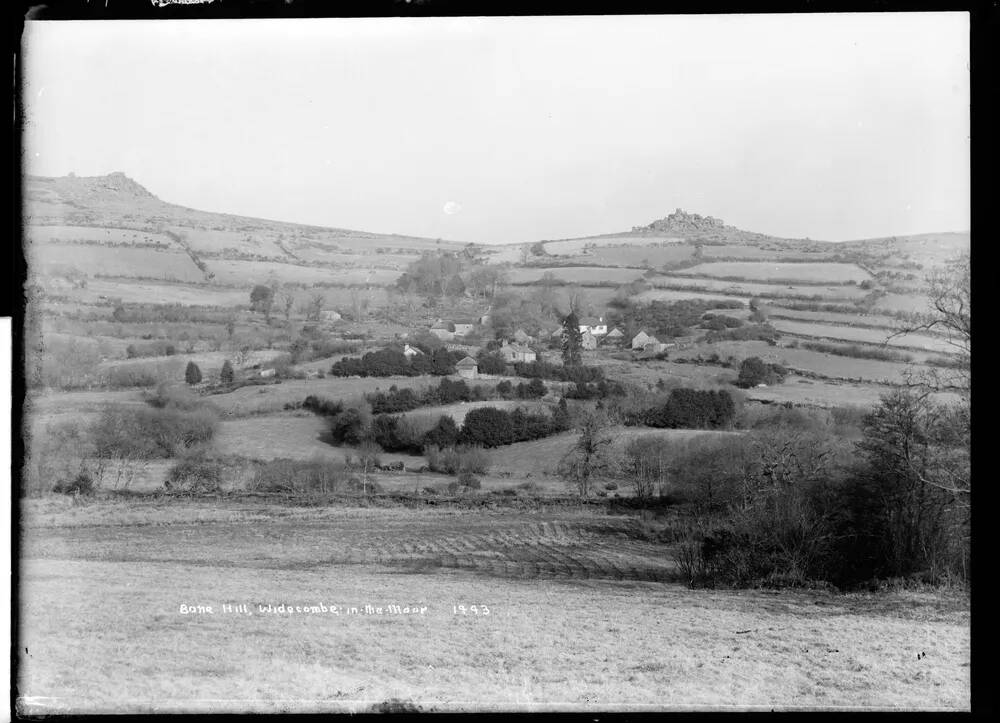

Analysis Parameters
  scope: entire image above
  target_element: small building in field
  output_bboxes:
[453,320,476,337]
[321,310,342,322]
[260,368,276,378]
[579,316,608,336]
[581,329,598,351]
[631,330,658,349]
[402,344,424,357]
[499,342,536,364]
[455,356,479,379]
[429,320,455,341]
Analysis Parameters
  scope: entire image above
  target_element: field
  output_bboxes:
[29,243,206,283]
[17,499,970,713]
[508,266,646,285]
[769,319,955,354]
[674,262,871,284]
[701,245,838,261]
[542,236,685,255]
[649,275,869,300]
[202,259,402,287]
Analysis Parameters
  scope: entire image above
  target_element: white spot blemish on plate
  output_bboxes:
[443,201,462,216]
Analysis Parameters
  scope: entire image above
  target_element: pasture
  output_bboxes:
[649,275,869,300]
[674,262,871,284]
[507,266,646,285]
[202,259,403,287]
[701,245,838,261]
[542,236,685,255]
[29,243,206,283]
[17,499,970,713]
[769,319,955,354]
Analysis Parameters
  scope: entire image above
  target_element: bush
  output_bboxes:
[458,406,555,447]
[800,341,914,363]
[185,362,203,385]
[424,445,490,475]
[146,383,206,411]
[736,357,787,388]
[52,472,95,496]
[91,405,219,459]
[458,471,481,489]
[165,454,224,493]
[422,415,459,450]
[645,389,736,429]
[249,457,348,494]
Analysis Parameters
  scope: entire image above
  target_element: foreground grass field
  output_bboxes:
[17,499,969,713]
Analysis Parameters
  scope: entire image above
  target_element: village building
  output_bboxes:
[321,310,342,323]
[455,356,479,379]
[499,342,536,364]
[453,320,476,337]
[579,316,608,336]
[605,327,624,341]
[631,330,658,350]
[402,344,424,357]
[513,328,534,344]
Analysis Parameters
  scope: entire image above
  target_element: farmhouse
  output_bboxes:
[499,342,536,364]
[455,356,479,379]
[453,320,476,337]
[579,316,608,336]
[402,344,424,357]
[631,330,658,350]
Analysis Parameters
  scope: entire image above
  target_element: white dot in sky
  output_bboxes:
[443,201,462,215]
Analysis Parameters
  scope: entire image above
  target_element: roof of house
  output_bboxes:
[431,320,454,331]
[456,356,478,367]
[453,320,476,326]
[502,343,535,354]
[580,316,604,325]
[606,327,624,336]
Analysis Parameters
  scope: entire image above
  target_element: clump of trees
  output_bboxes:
[329,347,462,377]
[736,357,788,388]
[644,389,736,429]
[185,362,202,385]
[607,298,745,340]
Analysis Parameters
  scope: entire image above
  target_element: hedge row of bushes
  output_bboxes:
[329,347,463,377]
[798,340,914,363]
[365,377,548,415]
[610,388,737,430]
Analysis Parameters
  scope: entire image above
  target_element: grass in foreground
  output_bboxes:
[17,500,970,713]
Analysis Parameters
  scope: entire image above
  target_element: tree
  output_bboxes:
[220,360,234,385]
[856,388,969,578]
[444,273,466,299]
[305,292,325,322]
[736,357,772,388]
[561,312,583,367]
[184,362,202,385]
[558,410,615,497]
[279,290,297,323]
[250,285,274,315]
[889,251,970,397]
[225,316,236,339]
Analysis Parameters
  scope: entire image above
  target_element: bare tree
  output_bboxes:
[558,410,615,497]
[305,292,325,322]
[278,289,297,323]
[888,251,970,396]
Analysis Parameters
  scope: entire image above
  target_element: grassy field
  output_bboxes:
[542,236,685,255]
[204,259,402,287]
[26,225,179,248]
[508,266,646,285]
[579,244,696,268]
[30,243,206,283]
[649,275,868,300]
[17,499,970,713]
[701,245,838,261]
[769,319,955,354]
[674,262,870,284]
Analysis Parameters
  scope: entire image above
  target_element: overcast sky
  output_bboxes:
[22,14,969,244]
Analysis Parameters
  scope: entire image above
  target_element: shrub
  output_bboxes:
[645,388,736,429]
[146,383,206,411]
[422,415,459,450]
[91,405,218,460]
[458,471,481,489]
[249,457,348,494]
[184,361,203,385]
[220,360,235,385]
[165,454,224,493]
[800,341,914,363]
[303,395,344,417]
[736,357,787,388]
[52,472,95,496]
[424,445,490,475]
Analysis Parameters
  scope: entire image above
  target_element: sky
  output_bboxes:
[21,14,969,244]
